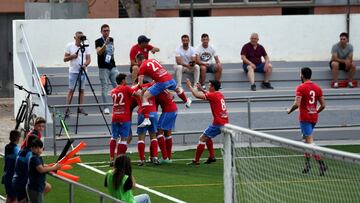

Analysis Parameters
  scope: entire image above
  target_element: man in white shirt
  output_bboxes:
[63,31,91,116]
[196,33,222,89]
[174,34,200,88]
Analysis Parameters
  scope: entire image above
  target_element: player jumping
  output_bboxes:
[135,53,191,127]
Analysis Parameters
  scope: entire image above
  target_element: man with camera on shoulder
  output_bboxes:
[63,31,91,116]
[95,24,119,114]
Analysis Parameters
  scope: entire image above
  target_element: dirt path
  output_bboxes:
[0,98,15,152]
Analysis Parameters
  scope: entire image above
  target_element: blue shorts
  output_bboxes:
[137,112,158,135]
[112,121,131,139]
[203,124,223,138]
[4,179,16,198]
[300,122,316,137]
[158,112,177,131]
[13,181,27,201]
[148,79,177,97]
[242,62,265,73]
[69,72,86,90]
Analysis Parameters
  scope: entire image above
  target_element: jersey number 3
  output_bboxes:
[309,90,316,104]
[112,93,125,106]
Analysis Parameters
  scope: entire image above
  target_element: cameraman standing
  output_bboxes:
[63,31,91,116]
[95,24,119,114]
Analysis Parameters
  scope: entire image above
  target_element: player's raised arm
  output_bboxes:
[186,79,205,100]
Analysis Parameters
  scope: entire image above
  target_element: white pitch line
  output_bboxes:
[77,163,186,203]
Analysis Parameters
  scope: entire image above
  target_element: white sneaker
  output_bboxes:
[185,97,192,108]
[104,108,110,114]
[333,82,339,88]
[138,118,151,127]
[348,82,354,88]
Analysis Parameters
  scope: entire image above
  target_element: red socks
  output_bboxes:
[195,142,206,163]
[157,134,168,160]
[166,136,173,159]
[117,141,127,155]
[142,102,150,118]
[137,141,145,161]
[150,139,159,158]
[109,139,117,159]
[177,91,188,103]
[206,138,215,158]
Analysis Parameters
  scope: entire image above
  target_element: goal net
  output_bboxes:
[222,124,360,203]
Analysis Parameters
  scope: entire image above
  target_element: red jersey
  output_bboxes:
[133,83,157,114]
[205,91,229,125]
[111,85,135,122]
[129,44,154,61]
[296,81,323,123]
[138,59,172,82]
[156,91,178,112]
[21,130,42,149]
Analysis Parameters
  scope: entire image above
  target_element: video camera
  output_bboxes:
[79,35,89,48]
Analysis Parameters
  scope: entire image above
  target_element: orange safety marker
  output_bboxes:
[63,156,81,165]
[55,170,80,182]
[60,165,73,171]
[58,142,87,164]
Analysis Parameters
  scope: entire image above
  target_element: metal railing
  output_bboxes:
[49,92,360,155]
[48,172,123,203]
[0,152,122,203]
[19,24,49,135]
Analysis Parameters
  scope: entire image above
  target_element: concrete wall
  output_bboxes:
[13,14,360,68]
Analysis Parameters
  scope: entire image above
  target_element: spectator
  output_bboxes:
[21,117,46,149]
[174,34,200,88]
[196,33,222,89]
[330,32,356,88]
[241,33,273,91]
[105,155,151,203]
[95,24,119,114]
[129,35,160,83]
[63,31,91,116]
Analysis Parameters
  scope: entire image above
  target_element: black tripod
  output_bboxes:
[60,44,111,135]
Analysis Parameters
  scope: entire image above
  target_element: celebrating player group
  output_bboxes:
[108,52,230,166]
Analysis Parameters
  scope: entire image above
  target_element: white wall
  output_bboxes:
[13,14,359,68]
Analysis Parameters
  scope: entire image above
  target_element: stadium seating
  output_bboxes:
[39,61,360,151]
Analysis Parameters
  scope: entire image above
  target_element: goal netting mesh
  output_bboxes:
[222,124,360,203]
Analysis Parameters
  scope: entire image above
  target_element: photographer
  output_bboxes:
[174,34,199,88]
[95,24,119,114]
[63,31,91,116]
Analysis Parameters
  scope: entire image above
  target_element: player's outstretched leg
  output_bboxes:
[314,154,327,176]
[302,153,311,174]
[109,138,117,167]
[175,87,192,108]
[187,135,207,165]
[204,138,216,164]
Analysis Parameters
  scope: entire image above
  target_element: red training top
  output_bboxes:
[296,81,323,124]
[129,44,154,62]
[111,85,136,122]
[138,59,172,82]
[204,91,229,125]
[156,91,178,113]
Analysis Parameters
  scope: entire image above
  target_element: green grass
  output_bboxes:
[1,145,360,203]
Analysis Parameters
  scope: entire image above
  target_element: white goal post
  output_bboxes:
[222,124,360,203]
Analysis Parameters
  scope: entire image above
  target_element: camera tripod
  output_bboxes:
[59,44,111,135]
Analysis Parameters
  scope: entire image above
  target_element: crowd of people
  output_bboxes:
[2,24,356,202]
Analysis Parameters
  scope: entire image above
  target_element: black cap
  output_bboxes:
[138,35,151,44]
[209,80,221,91]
